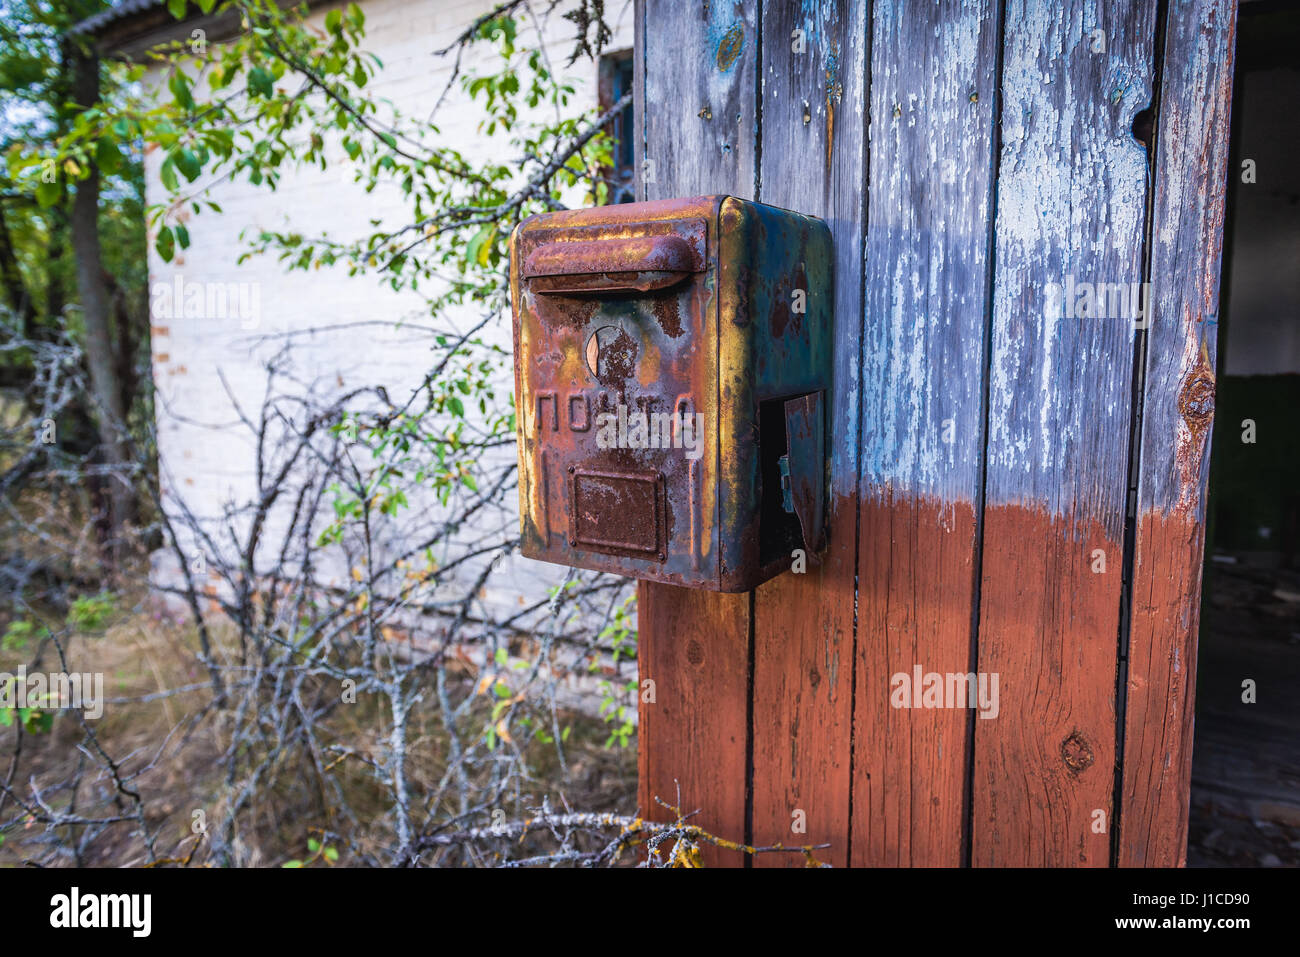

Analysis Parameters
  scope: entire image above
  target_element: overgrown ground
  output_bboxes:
[1186,558,1300,867]
[0,582,639,867]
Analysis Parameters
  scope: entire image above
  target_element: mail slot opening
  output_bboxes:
[759,395,810,567]
[530,270,690,296]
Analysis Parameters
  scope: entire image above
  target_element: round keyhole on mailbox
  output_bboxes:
[585,325,638,385]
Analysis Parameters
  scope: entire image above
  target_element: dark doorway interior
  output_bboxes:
[598,51,636,205]
[1189,0,1300,867]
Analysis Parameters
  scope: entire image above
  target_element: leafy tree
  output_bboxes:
[1,0,150,554]
[4,0,621,550]
[0,1,658,868]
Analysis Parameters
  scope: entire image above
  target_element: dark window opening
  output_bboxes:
[598,51,636,205]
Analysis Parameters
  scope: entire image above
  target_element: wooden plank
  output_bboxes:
[749,0,866,869]
[851,0,1001,867]
[972,0,1157,866]
[641,0,757,202]
[635,0,758,866]
[636,583,751,864]
[1119,0,1237,868]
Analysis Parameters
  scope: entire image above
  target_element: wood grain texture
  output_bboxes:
[750,0,866,868]
[1119,0,1237,868]
[636,583,751,865]
[630,0,1237,867]
[856,496,982,865]
[972,0,1157,866]
[635,0,758,866]
[851,0,1001,866]
[641,0,757,202]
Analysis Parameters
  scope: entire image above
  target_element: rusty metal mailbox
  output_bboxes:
[509,195,831,592]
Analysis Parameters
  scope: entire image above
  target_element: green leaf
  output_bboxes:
[95,138,121,175]
[248,66,275,98]
[167,0,187,19]
[476,229,496,266]
[34,180,60,208]
[465,223,493,268]
[175,224,191,249]
[168,70,194,111]
[3,621,33,652]
[282,860,303,868]
[155,226,176,262]
[323,847,339,863]
[159,157,179,192]
[307,837,321,853]
[173,148,202,182]
[67,591,117,631]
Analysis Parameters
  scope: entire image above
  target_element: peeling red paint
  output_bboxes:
[973,502,1120,867]
[1120,507,1206,866]
[853,491,977,867]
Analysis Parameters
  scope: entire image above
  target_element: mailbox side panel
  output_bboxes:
[717,198,833,592]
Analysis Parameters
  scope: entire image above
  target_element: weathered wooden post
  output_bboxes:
[619,0,1236,867]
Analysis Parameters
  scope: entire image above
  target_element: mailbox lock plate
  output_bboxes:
[567,467,667,562]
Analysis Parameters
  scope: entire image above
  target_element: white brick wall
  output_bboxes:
[145,0,634,623]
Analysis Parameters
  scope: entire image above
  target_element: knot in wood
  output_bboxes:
[1060,731,1095,774]
[715,24,744,71]
[1178,370,1216,433]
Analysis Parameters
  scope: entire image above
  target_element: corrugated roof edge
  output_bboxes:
[68,0,335,57]
[68,0,166,37]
